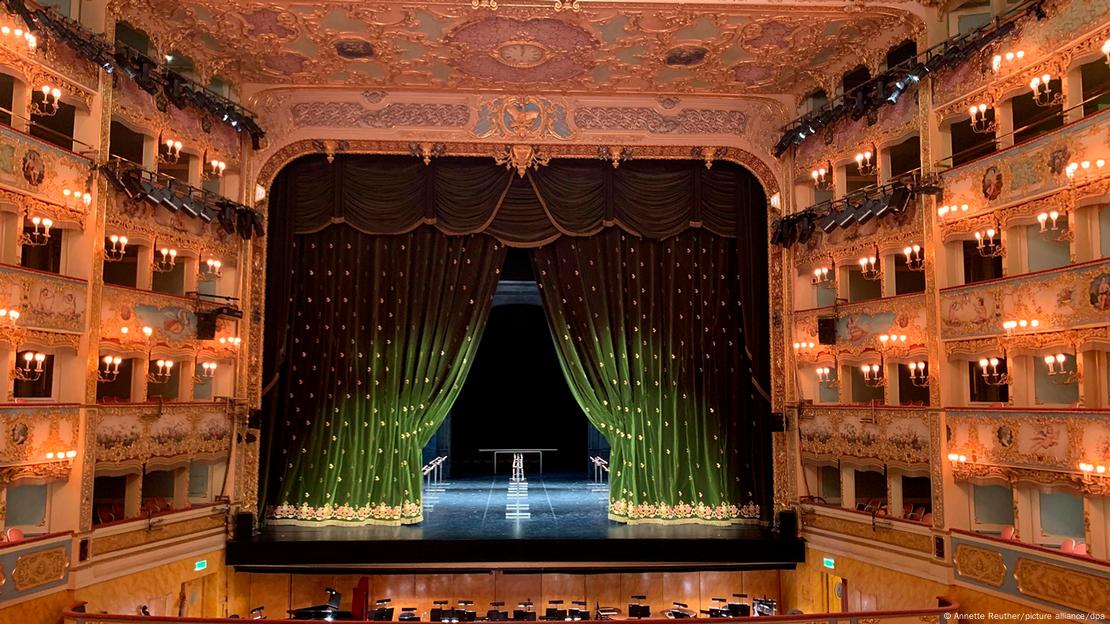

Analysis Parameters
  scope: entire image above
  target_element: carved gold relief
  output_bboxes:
[953,543,1007,587]
[12,547,68,592]
[801,510,934,553]
[90,514,226,556]
[1014,557,1110,614]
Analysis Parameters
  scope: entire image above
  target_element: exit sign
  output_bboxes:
[194,559,208,572]
[822,557,835,569]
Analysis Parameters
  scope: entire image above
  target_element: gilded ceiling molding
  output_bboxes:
[953,543,1007,587]
[111,0,921,98]
[574,106,747,135]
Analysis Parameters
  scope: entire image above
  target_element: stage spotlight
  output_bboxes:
[855,198,878,225]
[887,186,913,214]
[796,213,816,244]
[837,205,858,228]
[770,219,785,246]
[819,211,840,234]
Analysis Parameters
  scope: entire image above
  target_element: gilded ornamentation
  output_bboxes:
[90,514,226,556]
[106,186,242,261]
[953,543,1007,587]
[92,402,237,469]
[11,547,68,592]
[473,96,572,140]
[0,406,80,467]
[575,107,746,136]
[1014,557,1110,614]
[292,101,471,130]
[801,510,934,553]
[494,144,550,177]
[798,405,935,469]
[0,44,96,109]
[108,1,920,97]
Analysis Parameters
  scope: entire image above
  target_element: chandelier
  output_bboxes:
[816,364,837,388]
[0,24,37,50]
[63,188,92,210]
[854,147,876,176]
[811,161,832,190]
[811,264,834,288]
[148,359,174,384]
[991,50,1024,72]
[199,258,222,281]
[159,134,183,164]
[858,253,881,281]
[193,361,217,383]
[936,203,969,220]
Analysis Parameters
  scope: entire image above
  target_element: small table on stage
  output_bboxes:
[480,449,557,475]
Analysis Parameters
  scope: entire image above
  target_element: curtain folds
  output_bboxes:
[260,154,771,526]
[275,155,751,244]
[533,229,766,524]
[267,226,504,525]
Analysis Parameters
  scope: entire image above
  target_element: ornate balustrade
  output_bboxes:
[86,503,227,560]
[0,531,71,604]
[939,257,1110,341]
[0,402,80,485]
[946,407,1110,497]
[0,123,95,228]
[800,503,937,557]
[61,598,960,624]
[794,293,928,363]
[797,404,937,471]
[0,263,87,338]
[950,530,1109,615]
[91,401,237,475]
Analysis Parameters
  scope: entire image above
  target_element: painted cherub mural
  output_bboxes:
[1091,275,1110,311]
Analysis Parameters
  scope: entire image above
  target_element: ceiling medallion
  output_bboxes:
[664,45,708,67]
[493,40,552,69]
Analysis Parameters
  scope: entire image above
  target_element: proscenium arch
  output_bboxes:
[244,142,789,510]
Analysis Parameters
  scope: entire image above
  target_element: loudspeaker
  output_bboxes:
[778,510,798,539]
[196,311,217,340]
[234,511,254,540]
[817,317,837,345]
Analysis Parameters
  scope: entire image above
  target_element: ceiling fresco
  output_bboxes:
[110,1,922,97]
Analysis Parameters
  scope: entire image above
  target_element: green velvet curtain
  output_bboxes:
[268,226,504,525]
[533,229,763,524]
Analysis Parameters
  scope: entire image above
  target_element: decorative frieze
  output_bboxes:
[798,405,935,469]
[954,543,1008,587]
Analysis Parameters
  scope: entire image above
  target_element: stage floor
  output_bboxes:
[228,475,805,571]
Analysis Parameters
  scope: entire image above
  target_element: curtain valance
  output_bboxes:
[277,155,761,244]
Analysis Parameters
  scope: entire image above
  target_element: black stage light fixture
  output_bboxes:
[796,213,816,244]
[778,218,797,248]
[887,185,913,214]
[855,197,878,225]
[837,204,859,228]
[819,211,840,234]
[770,219,785,246]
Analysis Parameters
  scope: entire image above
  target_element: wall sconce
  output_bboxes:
[1044,352,1080,385]
[854,147,876,176]
[908,361,930,387]
[1065,159,1107,182]
[148,359,174,384]
[947,452,968,465]
[1079,462,1108,482]
[218,336,242,348]
[858,253,881,281]
[1002,319,1039,336]
[104,234,129,262]
[811,264,834,288]
[20,216,53,246]
[13,351,46,382]
[202,150,226,179]
[991,50,1024,72]
[194,361,217,383]
[937,203,969,219]
[903,244,925,271]
[152,247,177,273]
[811,162,832,190]
[978,357,1009,386]
[1036,210,1062,232]
[1102,40,1110,65]
[969,104,996,134]
[974,227,1003,257]
[30,85,62,117]
[793,341,815,353]
[158,133,183,164]
[63,188,92,210]
[860,362,885,388]
[1029,74,1059,107]
[198,258,222,281]
[0,24,37,50]
[816,364,838,388]
[44,450,77,460]
[98,355,122,383]
[0,308,21,326]
[141,325,153,340]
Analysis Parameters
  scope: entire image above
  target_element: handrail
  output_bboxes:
[62,597,959,624]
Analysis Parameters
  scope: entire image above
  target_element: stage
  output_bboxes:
[228,475,805,572]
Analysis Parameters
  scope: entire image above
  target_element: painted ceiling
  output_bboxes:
[112,1,921,97]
